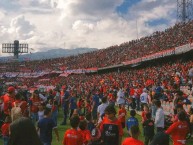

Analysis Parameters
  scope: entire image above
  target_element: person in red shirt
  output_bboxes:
[122,125,144,145]
[63,116,83,145]
[29,90,41,124]
[78,120,91,145]
[12,93,28,117]
[165,111,190,145]
[141,105,149,123]
[2,86,16,117]
[1,116,11,145]
[100,105,123,145]
[118,104,127,128]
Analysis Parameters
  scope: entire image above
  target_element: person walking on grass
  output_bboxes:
[63,116,83,145]
[37,108,59,145]
[122,125,144,145]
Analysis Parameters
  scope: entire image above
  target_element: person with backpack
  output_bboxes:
[100,105,123,145]
[11,93,27,122]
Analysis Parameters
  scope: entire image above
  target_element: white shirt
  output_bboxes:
[140,92,148,104]
[155,108,165,128]
[38,111,44,121]
[39,93,47,102]
[97,103,108,117]
[117,89,125,105]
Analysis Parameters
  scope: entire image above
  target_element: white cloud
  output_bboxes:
[0,0,178,56]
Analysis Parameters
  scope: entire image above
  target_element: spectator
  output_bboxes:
[88,128,102,145]
[126,110,139,136]
[189,108,193,137]
[142,112,154,145]
[78,120,91,145]
[140,88,149,110]
[100,105,123,145]
[62,116,83,145]
[29,90,42,124]
[150,131,169,145]
[37,108,59,145]
[8,117,42,145]
[61,88,70,125]
[85,113,95,133]
[122,125,144,145]
[155,100,164,132]
[92,91,100,124]
[118,104,127,128]
[2,86,16,119]
[1,116,11,145]
[165,111,190,145]
[69,92,77,118]
[97,97,108,123]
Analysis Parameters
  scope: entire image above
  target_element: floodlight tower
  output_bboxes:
[2,40,28,60]
[2,40,28,72]
[177,0,193,22]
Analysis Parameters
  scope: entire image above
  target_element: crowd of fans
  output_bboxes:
[0,20,193,145]
[0,20,193,73]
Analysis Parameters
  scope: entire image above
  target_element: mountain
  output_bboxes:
[0,47,98,61]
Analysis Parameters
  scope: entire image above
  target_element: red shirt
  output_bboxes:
[165,121,189,145]
[78,129,91,145]
[63,129,83,145]
[118,108,127,123]
[30,97,41,113]
[86,104,91,113]
[141,111,148,123]
[1,123,10,136]
[122,137,144,145]
[2,94,14,115]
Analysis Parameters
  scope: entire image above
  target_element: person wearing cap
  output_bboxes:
[165,111,190,145]
[2,86,16,119]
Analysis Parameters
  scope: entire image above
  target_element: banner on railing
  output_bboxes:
[123,48,175,65]
[175,44,192,54]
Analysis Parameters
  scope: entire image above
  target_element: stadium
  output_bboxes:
[0,1,193,145]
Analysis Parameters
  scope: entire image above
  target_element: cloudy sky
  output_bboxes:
[0,0,177,56]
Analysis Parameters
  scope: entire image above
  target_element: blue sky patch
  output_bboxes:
[147,18,168,26]
[116,0,141,14]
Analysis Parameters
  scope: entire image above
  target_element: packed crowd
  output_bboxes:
[0,56,193,145]
[0,21,193,73]
[0,19,193,145]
